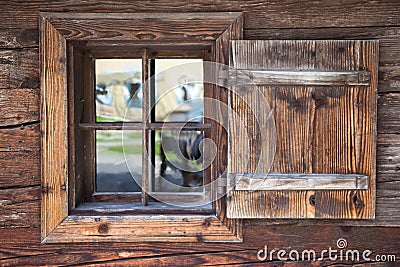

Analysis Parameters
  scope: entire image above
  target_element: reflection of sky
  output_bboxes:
[96,59,141,75]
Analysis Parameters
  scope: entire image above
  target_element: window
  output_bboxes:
[40,12,243,242]
[77,53,213,210]
[41,12,378,243]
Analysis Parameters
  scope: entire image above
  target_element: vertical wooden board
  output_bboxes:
[40,17,68,240]
[228,40,378,219]
[215,16,243,240]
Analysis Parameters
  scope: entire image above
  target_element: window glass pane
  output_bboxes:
[154,59,203,123]
[96,130,142,192]
[152,130,204,193]
[95,59,142,122]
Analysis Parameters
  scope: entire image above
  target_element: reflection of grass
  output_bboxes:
[109,145,142,155]
[96,131,142,142]
[96,115,122,122]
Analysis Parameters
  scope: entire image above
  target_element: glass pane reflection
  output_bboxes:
[154,59,204,123]
[96,130,142,192]
[95,59,142,122]
[153,130,204,192]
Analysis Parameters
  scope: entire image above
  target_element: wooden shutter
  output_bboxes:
[227,40,378,219]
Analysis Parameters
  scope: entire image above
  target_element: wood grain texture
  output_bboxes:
[0,186,40,228]
[40,16,68,240]
[0,152,40,189]
[231,69,371,86]
[0,123,40,152]
[378,93,400,134]
[232,173,369,190]
[0,225,399,265]
[213,15,244,242]
[43,12,242,42]
[44,215,240,243]
[228,40,378,219]
[245,26,400,66]
[1,1,400,36]
[0,89,39,127]
[0,49,39,89]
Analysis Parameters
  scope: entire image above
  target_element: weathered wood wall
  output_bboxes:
[0,0,399,265]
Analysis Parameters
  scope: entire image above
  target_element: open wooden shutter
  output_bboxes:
[227,40,378,219]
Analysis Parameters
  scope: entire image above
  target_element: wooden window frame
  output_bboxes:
[76,49,214,211]
[40,12,243,243]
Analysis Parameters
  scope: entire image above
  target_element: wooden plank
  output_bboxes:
[0,123,40,152]
[245,26,400,66]
[42,13,241,42]
[1,1,400,34]
[0,89,39,126]
[44,215,241,243]
[230,173,369,190]
[378,93,400,134]
[40,16,68,241]
[0,151,40,188]
[73,202,213,215]
[231,69,371,86]
[228,40,378,219]
[0,225,399,265]
[0,49,38,89]
[0,186,40,228]
[213,15,244,241]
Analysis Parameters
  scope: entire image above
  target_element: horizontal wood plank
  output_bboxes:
[245,26,400,66]
[0,124,40,152]
[0,225,399,265]
[0,49,39,89]
[0,151,40,188]
[44,215,241,243]
[378,93,400,134]
[1,1,400,33]
[0,186,40,228]
[230,173,369,190]
[0,89,39,126]
[231,69,371,86]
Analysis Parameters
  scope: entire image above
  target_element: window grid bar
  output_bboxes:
[141,48,150,206]
[80,122,212,130]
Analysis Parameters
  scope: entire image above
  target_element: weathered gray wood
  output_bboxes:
[230,69,371,86]
[378,93,400,134]
[228,40,378,219]
[230,173,369,190]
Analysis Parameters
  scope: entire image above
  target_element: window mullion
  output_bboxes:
[141,48,150,206]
